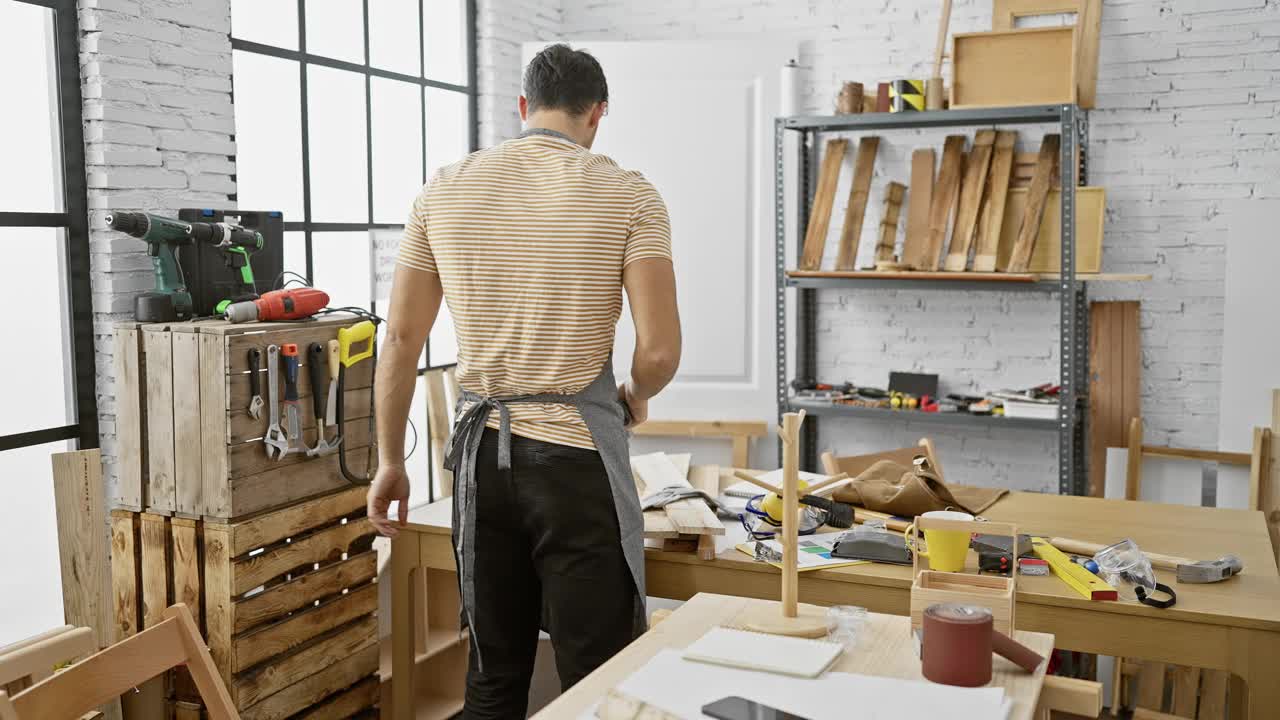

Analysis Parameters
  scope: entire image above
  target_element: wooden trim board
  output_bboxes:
[951,27,1077,109]
[1088,302,1140,497]
[944,130,995,271]
[997,186,1105,273]
[799,139,849,270]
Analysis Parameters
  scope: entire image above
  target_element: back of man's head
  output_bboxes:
[523,44,608,116]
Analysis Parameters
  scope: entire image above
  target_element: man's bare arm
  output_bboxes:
[621,257,680,424]
[369,264,442,535]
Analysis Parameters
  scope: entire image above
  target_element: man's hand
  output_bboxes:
[368,465,410,537]
[619,381,647,428]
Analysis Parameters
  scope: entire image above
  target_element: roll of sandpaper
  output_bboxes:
[921,604,1043,687]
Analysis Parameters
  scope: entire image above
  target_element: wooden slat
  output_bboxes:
[875,181,906,263]
[109,511,142,640]
[788,269,1039,282]
[198,313,358,337]
[1135,661,1167,711]
[222,319,363,370]
[1089,301,1140,497]
[288,675,379,720]
[202,523,234,689]
[689,465,722,561]
[143,327,176,514]
[632,454,723,536]
[231,517,374,596]
[1006,134,1059,273]
[225,486,367,556]
[1197,669,1228,720]
[922,136,966,271]
[943,130,995,271]
[237,645,377,720]
[171,329,204,517]
[232,585,377,673]
[139,514,171,629]
[901,148,935,270]
[224,451,371,521]
[972,130,1016,272]
[231,615,377,708]
[200,333,232,520]
[992,0,1101,108]
[1141,446,1251,466]
[170,518,203,632]
[1170,665,1200,717]
[798,139,849,270]
[233,551,377,633]
[226,418,370,479]
[1127,417,1144,500]
[112,326,146,511]
[424,369,454,499]
[226,359,372,412]
[835,136,880,270]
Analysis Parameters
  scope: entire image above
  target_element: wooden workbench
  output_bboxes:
[535,592,1054,719]
[389,486,1280,719]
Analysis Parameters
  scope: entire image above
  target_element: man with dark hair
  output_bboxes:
[369,43,681,718]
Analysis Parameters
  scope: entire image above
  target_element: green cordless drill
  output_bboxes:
[106,211,265,322]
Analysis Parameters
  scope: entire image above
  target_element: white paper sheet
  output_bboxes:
[580,649,1009,720]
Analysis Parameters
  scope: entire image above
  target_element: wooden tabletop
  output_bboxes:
[403,486,1280,632]
[532,593,1055,720]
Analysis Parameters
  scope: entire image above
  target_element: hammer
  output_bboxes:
[306,342,343,457]
[1049,537,1243,584]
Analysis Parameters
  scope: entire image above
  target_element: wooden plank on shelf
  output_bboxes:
[973,130,1016,272]
[997,186,1105,273]
[944,130,996,271]
[835,136,880,270]
[798,139,849,271]
[875,182,907,264]
[922,136,966,271]
[950,27,1077,109]
[112,325,146,511]
[143,326,176,514]
[1006,134,1059,273]
[901,149,935,270]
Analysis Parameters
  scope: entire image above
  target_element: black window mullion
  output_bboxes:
[297,0,314,284]
[466,0,478,152]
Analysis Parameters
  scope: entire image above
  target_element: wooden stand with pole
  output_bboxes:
[737,411,830,638]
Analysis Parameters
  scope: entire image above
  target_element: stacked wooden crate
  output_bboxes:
[111,315,379,718]
[111,488,379,719]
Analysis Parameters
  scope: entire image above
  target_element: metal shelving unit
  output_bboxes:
[775,104,1091,495]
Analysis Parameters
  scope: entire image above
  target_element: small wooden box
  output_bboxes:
[110,487,380,718]
[909,518,1017,636]
[122,314,373,520]
[951,27,1077,109]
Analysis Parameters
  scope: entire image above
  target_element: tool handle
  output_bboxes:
[1047,537,1190,571]
[281,343,299,401]
[248,348,261,398]
[338,321,376,367]
[328,339,341,380]
[991,629,1044,674]
[308,342,327,420]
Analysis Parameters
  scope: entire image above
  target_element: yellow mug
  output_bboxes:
[904,510,974,572]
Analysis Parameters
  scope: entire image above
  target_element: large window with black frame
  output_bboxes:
[0,0,97,643]
[230,0,475,368]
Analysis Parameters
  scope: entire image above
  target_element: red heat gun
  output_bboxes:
[223,287,330,323]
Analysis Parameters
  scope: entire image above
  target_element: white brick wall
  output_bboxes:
[527,0,1280,492]
[477,0,562,145]
[80,0,235,496]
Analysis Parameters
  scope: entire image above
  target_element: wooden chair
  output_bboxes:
[820,437,943,480]
[1117,411,1278,719]
[0,626,99,720]
[0,604,237,720]
[631,419,769,469]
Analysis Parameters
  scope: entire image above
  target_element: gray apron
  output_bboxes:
[443,361,646,669]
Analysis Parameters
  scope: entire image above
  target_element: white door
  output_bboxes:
[521,41,796,466]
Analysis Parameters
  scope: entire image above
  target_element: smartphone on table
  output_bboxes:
[701,696,811,720]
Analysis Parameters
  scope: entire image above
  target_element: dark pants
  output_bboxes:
[458,428,636,719]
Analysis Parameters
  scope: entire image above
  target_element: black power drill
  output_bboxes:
[106,212,264,322]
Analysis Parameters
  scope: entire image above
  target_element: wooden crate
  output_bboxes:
[951,27,1077,109]
[111,487,379,719]
[118,314,374,520]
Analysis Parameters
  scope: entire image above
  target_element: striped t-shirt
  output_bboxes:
[397,131,673,449]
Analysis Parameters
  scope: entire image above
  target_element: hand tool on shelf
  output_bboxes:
[336,320,378,484]
[280,343,305,456]
[306,341,341,457]
[324,339,341,429]
[263,344,289,459]
[223,286,330,324]
[106,211,264,322]
[246,347,263,420]
[1048,536,1242,584]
